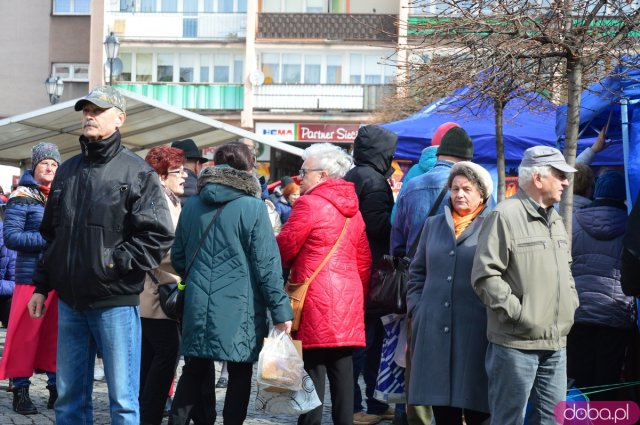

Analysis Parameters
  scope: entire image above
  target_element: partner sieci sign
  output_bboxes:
[554,401,640,424]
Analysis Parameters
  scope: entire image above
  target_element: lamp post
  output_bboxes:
[44,75,64,104]
[104,32,120,86]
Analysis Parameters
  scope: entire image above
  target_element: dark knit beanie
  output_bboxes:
[32,142,61,170]
[594,171,626,202]
[436,126,473,160]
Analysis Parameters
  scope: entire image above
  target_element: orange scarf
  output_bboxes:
[452,204,484,239]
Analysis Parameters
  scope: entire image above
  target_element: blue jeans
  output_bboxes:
[55,300,141,425]
[13,373,56,389]
[485,343,567,425]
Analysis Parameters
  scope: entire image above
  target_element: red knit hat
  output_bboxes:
[431,122,461,146]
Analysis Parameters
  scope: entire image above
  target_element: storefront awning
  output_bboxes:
[0,89,304,168]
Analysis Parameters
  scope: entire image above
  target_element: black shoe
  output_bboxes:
[13,387,38,415]
[46,384,57,409]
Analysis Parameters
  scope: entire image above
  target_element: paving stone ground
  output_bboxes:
[0,328,394,424]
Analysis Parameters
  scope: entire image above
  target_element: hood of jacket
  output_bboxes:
[79,130,124,163]
[306,178,359,218]
[417,146,438,172]
[17,169,39,187]
[575,204,627,241]
[352,125,398,178]
[197,165,262,205]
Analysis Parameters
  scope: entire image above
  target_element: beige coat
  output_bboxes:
[471,190,579,350]
[140,190,181,319]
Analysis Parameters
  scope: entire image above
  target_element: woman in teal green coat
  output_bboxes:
[169,142,293,425]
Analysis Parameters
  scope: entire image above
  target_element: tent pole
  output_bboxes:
[621,97,632,213]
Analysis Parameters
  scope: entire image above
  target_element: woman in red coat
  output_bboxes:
[277,143,371,425]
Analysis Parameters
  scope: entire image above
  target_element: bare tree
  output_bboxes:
[393,0,640,231]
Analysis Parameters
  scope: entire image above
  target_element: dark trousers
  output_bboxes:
[299,347,354,425]
[170,357,253,425]
[432,406,489,425]
[567,323,630,401]
[353,314,389,414]
[140,318,181,425]
[0,295,11,327]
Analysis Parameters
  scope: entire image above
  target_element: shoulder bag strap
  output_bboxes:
[183,203,226,280]
[305,217,350,285]
[407,184,448,258]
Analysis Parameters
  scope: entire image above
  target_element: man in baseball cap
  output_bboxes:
[29,84,173,424]
[471,145,578,425]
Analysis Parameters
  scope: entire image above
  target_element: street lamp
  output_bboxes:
[104,32,120,86]
[44,75,64,104]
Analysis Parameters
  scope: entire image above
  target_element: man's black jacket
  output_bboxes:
[33,130,174,310]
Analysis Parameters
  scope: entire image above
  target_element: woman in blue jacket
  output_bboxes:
[0,143,60,415]
[0,214,17,327]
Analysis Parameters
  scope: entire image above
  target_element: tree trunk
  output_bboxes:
[560,58,583,244]
[494,99,506,202]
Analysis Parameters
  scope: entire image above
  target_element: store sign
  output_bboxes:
[255,123,296,141]
[297,124,360,142]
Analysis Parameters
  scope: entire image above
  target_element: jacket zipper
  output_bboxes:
[550,220,561,345]
[69,162,94,308]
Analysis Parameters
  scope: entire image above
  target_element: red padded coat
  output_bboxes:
[277,178,371,349]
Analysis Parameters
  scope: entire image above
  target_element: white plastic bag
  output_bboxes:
[257,327,305,391]
[255,370,322,415]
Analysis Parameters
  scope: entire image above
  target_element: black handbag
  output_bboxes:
[367,185,448,315]
[148,204,226,321]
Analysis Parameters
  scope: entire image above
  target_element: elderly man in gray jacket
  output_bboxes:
[471,146,579,425]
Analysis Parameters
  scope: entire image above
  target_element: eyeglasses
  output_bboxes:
[167,168,186,176]
[299,168,323,178]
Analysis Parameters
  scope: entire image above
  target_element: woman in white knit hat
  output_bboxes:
[406,161,493,425]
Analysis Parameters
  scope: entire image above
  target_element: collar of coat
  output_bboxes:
[197,165,262,198]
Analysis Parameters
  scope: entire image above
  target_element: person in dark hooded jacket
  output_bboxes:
[568,171,635,401]
[344,125,398,424]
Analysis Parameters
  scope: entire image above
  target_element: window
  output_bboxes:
[284,0,303,12]
[364,56,381,84]
[161,0,177,12]
[214,54,231,82]
[306,0,324,12]
[120,0,135,11]
[53,0,90,14]
[304,56,321,84]
[204,0,215,12]
[200,54,212,82]
[137,54,153,82]
[262,53,280,84]
[141,0,156,12]
[282,54,301,84]
[180,54,196,82]
[119,53,132,81]
[262,0,280,12]
[233,59,244,84]
[326,55,342,84]
[52,63,89,82]
[237,0,247,12]
[349,54,362,84]
[157,54,174,82]
[218,0,234,12]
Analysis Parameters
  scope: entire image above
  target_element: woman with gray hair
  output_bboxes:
[406,161,493,425]
[277,143,371,425]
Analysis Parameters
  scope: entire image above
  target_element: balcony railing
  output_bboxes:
[257,13,397,42]
[107,12,246,40]
[254,84,394,111]
[114,83,244,110]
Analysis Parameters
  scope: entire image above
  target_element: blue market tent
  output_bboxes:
[382,88,559,169]
[556,65,640,206]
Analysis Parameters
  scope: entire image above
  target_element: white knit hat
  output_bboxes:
[449,161,493,201]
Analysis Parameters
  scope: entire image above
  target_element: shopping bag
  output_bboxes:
[255,370,322,415]
[374,314,406,404]
[257,328,305,391]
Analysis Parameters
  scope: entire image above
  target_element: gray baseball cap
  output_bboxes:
[74,85,126,113]
[520,146,577,173]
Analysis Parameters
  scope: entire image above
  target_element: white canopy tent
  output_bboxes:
[0,89,303,168]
